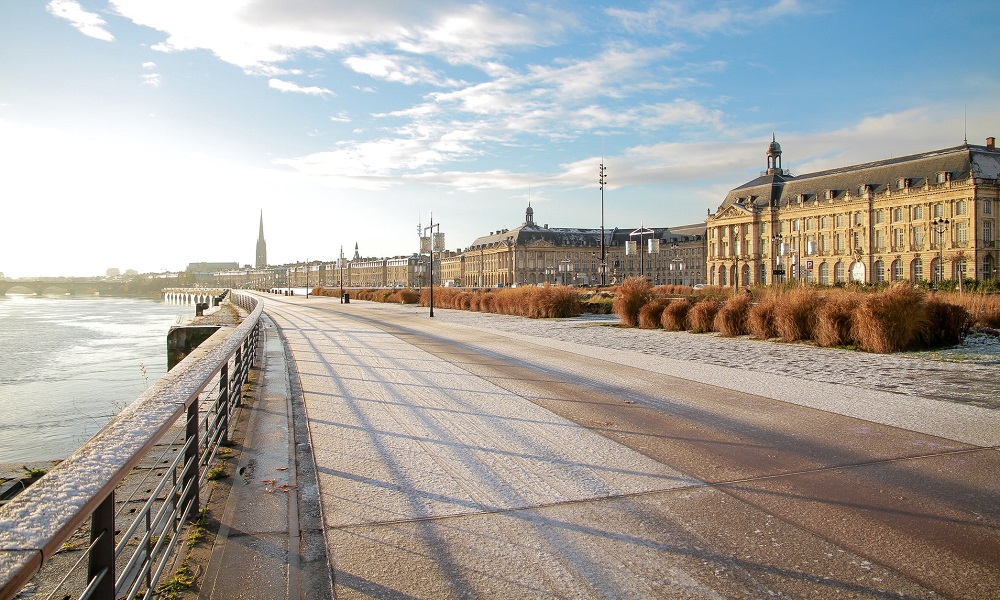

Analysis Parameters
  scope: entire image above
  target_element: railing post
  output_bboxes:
[183,399,199,515]
[219,361,230,443]
[88,491,115,599]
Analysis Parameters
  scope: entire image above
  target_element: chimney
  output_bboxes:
[988,137,996,150]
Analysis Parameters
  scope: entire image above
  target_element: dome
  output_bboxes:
[767,135,782,156]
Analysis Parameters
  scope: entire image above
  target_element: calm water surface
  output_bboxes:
[0,295,193,463]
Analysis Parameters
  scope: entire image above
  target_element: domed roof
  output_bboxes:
[767,134,782,156]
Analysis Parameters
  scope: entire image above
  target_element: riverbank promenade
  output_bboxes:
[199,292,1000,599]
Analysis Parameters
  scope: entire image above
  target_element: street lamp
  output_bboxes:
[932,217,950,286]
[599,157,607,286]
[422,215,443,317]
[629,224,654,282]
[771,233,784,284]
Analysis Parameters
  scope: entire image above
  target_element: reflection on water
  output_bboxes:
[0,295,193,463]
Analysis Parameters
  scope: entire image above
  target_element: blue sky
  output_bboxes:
[1,0,998,277]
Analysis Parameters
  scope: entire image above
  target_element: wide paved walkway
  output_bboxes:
[212,293,1000,599]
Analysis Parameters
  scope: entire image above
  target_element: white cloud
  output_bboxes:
[110,1,560,71]
[46,0,115,42]
[268,78,334,97]
[607,0,807,36]
[343,53,459,87]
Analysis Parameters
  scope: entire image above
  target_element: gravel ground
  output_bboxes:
[414,307,1000,410]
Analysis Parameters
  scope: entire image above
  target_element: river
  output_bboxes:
[0,294,195,464]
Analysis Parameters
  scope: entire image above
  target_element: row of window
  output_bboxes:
[715,255,997,286]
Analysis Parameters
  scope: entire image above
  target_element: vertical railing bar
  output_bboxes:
[87,492,115,599]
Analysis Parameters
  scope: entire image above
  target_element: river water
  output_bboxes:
[0,295,194,464]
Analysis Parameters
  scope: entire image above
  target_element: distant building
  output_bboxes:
[187,262,239,285]
[462,205,706,287]
[256,211,268,268]
[706,136,1000,286]
[106,268,120,277]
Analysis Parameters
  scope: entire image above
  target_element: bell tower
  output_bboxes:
[766,134,783,174]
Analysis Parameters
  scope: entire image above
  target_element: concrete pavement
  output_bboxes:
[200,294,1000,599]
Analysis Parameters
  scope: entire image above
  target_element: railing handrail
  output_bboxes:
[0,292,262,599]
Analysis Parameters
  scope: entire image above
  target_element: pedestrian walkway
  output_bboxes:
[197,314,332,599]
[199,295,1000,599]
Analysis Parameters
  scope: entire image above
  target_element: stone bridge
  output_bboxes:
[0,279,119,296]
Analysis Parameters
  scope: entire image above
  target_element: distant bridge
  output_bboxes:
[0,279,120,296]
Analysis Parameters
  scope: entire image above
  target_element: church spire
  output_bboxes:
[255,211,267,268]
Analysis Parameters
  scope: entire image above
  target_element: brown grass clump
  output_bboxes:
[613,277,653,327]
[814,294,860,347]
[661,298,691,331]
[921,297,971,348]
[942,292,1000,328]
[638,299,669,329]
[688,299,721,333]
[852,285,929,353]
[747,296,779,339]
[386,289,420,304]
[714,293,753,337]
[535,285,584,318]
[773,288,820,342]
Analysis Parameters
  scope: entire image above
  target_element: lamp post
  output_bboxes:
[931,217,951,286]
[599,158,607,286]
[339,246,345,303]
[629,224,653,282]
[423,215,443,317]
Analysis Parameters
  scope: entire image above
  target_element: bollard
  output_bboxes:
[344,293,350,303]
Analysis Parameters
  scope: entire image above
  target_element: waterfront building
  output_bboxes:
[706,137,1000,287]
[256,211,268,268]
[463,206,706,287]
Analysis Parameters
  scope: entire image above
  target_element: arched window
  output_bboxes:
[875,260,885,282]
[741,264,751,287]
[892,259,903,281]
[912,258,924,281]
[819,262,830,285]
[718,265,727,286]
[759,263,767,284]
[985,255,995,280]
[932,257,943,283]
[835,261,845,283]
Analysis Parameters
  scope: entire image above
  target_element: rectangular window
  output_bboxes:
[875,230,886,252]
[893,208,903,222]
[913,226,925,246]
[821,234,830,252]
[957,222,968,243]
[836,214,845,228]
[985,221,994,243]
[894,229,905,248]
[985,201,993,215]
[913,205,923,220]
[957,201,967,216]
[854,212,864,226]
[934,204,944,218]
[836,234,845,252]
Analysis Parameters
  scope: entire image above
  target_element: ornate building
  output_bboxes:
[706,137,1000,286]
[463,206,706,287]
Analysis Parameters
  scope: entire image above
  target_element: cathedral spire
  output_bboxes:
[255,211,267,268]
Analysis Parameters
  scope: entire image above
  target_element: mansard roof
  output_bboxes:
[467,221,706,251]
[716,142,1000,215]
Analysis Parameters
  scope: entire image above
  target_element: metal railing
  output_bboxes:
[0,292,261,600]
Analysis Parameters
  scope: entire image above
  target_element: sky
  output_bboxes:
[1,0,998,278]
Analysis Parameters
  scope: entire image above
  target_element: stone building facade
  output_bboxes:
[706,137,1000,287]
[463,205,706,287]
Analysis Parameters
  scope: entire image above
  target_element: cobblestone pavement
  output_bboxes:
[367,304,1000,410]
